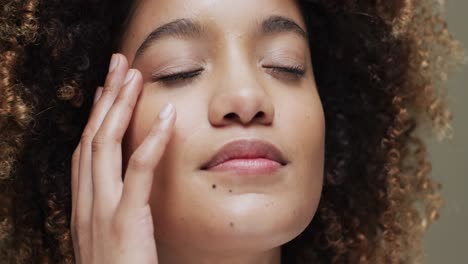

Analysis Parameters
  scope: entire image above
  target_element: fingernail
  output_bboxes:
[159,103,174,119]
[109,54,119,73]
[93,86,104,105]
[123,69,136,85]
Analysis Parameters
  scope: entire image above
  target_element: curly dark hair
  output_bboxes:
[0,0,464,263]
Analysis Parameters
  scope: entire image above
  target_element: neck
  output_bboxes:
[156,244,282,264]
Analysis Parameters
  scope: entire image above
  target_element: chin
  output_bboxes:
[152,190,319,253]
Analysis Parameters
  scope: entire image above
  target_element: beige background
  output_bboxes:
[424,1,468,263]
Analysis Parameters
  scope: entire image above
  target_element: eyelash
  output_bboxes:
[263,65,306,78]
[152,65,305,84]
[152,69,203,83]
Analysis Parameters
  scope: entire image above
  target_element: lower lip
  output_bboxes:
[205,158,283,175]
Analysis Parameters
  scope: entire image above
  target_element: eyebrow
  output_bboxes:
[134,15,308,60]
[261,15,308,40]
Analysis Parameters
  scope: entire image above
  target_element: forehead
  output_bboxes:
[121,0,305,62]
[132,0,304,24]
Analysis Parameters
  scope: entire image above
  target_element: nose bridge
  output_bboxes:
[222,37,258,90]
[208,38,274,126]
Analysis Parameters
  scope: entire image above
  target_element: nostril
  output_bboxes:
[255,111,265,119]
[223,111,266,123]
[225,112,238,120]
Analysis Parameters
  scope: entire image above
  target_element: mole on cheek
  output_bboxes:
[229,222,234,228]
[212,184,216,189]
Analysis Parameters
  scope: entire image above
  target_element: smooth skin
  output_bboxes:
[71,0,325,263]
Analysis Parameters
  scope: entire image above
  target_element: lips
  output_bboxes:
[200,139,289,171]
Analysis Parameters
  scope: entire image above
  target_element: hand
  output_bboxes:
[70,53,175,264]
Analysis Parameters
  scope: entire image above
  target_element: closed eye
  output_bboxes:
[263,65,305,80]
[151,65,305,85]
[151,68,204,84]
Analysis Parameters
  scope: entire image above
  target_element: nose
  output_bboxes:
[208,75,275,127]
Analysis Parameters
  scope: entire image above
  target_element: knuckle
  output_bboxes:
[91,130,121,153]
[146,122,168,139]
[91,135,108,153]
[100,85,117,98]
[128,154,151,171]
[148,126,164,137]
[80,131,94,145]
[147,128,170,147]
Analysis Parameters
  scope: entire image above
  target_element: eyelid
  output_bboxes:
[151,68,204,83]
[260,50,306,67]
[152,66,203,79]
[151,62,203,78]
[262,64,306,82]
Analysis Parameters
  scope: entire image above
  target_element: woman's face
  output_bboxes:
[120,0,325,254]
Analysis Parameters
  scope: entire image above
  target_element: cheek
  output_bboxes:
[277,86,325,216]
[123,85,208,161]
[278,85,325,163]
[152,104,207,180]
[124,88,209,194]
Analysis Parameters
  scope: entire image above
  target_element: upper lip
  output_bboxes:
[200,139,289,170]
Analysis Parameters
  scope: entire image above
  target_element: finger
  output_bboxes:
[92,69,143,202]
[71,141,81,226]
[70,142,81,263]
[71,143,83,264]
[93,86,104,105]
[71,84,102,262]
[71,86,103,228]
[86,54,128,138]
[120,103,176,209]
[78,54,128,219]
[84,86,104,123]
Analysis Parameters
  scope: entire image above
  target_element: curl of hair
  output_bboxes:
[0,0,464,263]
